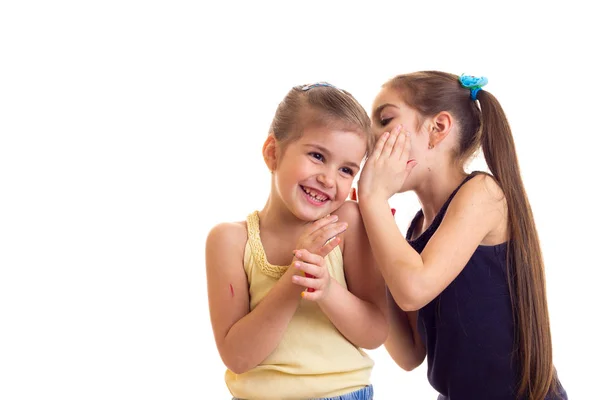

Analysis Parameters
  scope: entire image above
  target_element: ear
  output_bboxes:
[428,111,452,148]
[262,134,279,172]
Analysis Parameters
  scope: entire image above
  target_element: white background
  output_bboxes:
[1,1,598,399]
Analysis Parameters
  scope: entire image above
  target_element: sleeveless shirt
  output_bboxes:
[225,211,373,400]
[406,173,567,400]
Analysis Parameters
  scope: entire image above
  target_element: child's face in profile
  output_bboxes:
[274,126,367,221]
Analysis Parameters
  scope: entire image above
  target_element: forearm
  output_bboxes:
[222,276,303,374]
[359,196,424,310]
[384,290,425,370]
[317,279,388,349]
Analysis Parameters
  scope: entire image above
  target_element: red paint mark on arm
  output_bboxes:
[229,284,234,297]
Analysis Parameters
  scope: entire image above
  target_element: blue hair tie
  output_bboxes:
[458,74,488,100]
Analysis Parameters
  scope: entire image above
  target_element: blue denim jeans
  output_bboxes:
[233,384,374,400]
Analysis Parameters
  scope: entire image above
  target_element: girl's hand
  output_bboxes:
[358,125,417,201]
[294,214,348,259]
[290,214,347,293]
[291,249,331,301]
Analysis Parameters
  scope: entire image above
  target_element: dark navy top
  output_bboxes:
[406,173,567,400]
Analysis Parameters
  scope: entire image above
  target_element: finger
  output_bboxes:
[293,260,321,277]
[300,290,322,301]
[304,272,316,292]
[317,236,341,258]
[369,131,389,161]
[291,274,321,289]
[405,159,418,177]
[292,250,324,267]
[391,128,407,159]
[304,214,339,235]
[380,126,401,159]
[306,222,347,249]
[398,130,412,164]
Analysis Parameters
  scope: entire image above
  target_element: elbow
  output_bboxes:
[227,365,249,375]
[362,333,387,350]
[390,285,429,312]
[224,356,254,375]
[397,300,421,312]
[219,344,256,375]
[399,359,421,372]
[384,342,425,372]
[361,318,389,350]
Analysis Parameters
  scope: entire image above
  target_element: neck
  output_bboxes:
[414,166,469,225]
[258,193,307,238]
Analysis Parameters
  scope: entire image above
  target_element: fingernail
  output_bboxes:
[294,261,301,268]
[330,214,338,221]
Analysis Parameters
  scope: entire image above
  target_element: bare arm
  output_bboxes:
[205,222,303,374]
[384,289,426,370]
[359,174,506,311]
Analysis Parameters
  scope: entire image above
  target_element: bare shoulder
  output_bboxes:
[205,220,248,261]
[448,173,508,243]
[332,200,366,252]
[332,200,363,226]
[453,173,506,210]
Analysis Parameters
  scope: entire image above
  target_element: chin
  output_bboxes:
[296,205,334,222]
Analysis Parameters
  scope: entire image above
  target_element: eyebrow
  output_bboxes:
[372,103,399,117]
[305,144,361,171]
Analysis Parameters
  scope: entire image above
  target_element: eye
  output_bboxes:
[308,152,324,161]
[380,117,393,127]
[340,167,355,176]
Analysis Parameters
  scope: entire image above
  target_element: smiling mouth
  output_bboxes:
[300,186,330,203]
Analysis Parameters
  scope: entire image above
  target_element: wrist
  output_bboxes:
[358,192,389,209]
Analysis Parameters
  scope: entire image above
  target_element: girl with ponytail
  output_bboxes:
[357,71,567,399]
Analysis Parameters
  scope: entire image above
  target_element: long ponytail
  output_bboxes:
[478,91,556,400]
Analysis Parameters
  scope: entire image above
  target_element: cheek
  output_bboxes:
[410,133,428,154]
[372,127,386,141]
[334,178,354,199]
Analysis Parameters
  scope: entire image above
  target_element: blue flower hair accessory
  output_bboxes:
[458,74,488,100]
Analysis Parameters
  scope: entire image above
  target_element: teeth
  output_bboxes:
[302,186,328,202]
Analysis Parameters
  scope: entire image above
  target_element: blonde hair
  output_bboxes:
[269,83,374,154]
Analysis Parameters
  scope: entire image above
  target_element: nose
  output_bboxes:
[316,169,335,188]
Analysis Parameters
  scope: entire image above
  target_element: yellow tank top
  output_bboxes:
[225,211,373,400]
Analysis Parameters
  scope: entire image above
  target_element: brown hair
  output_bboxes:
[386,71,557,400]
[269,83,374,154]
